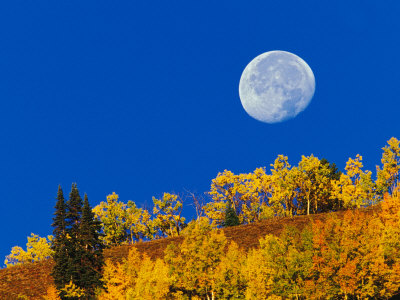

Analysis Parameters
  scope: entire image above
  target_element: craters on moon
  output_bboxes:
[239,51,315,124]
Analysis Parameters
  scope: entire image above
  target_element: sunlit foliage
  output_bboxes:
[214,241,246,298]
[206,168,272,226]
[308,203,400,298]
[204,138,400,226]
[165,219,227,299]
[153,192,186,237]
[93,192,130,245]
[93,192,156,245]
[4,233,53,267]
[99,259,131,299]
[98,186,400,299]
[93,191,185,245]
[42,284,61,300]
[99,247,171,300]
[331,154,375,209]
[7,137,400,299]
[206,154,341,224]
[60,281,86,298]
[376,137,400,195]
[295,154,331,215]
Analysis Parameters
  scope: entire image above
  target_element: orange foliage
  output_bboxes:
[42,284,61,300]
[309,193,400,299]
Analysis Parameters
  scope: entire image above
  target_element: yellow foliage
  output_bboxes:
[98,259,131,300]
[295,154,331,215]
[214,241,246,298]
[93,192,129,245]
[94,139,400,299]
[126,201,154,242]
[153,192,185,237]
[206,167,271,226]
[61,281,85,298]
[107,191,119,202]
[376,137,400,195]
[100,247,171,299]
[127,257,171,299]
[93,192,155,245]
[4,233,54,267]
[165,221,227,299]
[331,154,374,208]
[242,248,275,299]
[268,155,300,217]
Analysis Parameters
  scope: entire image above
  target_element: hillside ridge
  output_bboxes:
[0,207,377,299]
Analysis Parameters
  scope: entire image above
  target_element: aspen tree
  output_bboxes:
[4,233,53,267]
[152,192,186,237]
[164,220,226,299]
[376,137,400,195]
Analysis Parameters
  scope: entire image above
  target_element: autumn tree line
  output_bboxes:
[4,137,400,299]
[205,136,399,226]
[98,191,400,299]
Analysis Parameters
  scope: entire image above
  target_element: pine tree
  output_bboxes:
[52,184,105,299]
[66,183,83,239]
[320,158,343,211]
[78,194,104,297]
[52,185,67,237]
[51,186,70,292]
[63,183,83,293]
[320,158,342,181]
[223,200,240,227]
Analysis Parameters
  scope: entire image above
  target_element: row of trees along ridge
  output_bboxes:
[3,137,400,299]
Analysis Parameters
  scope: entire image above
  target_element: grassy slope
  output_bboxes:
[0,209,376,299]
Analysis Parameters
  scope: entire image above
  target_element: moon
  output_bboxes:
[239,50,315,123]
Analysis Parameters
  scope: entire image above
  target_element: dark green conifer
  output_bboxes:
[65,183,83,238]
[62,183,83,293]
[78,194,104,297]
[320,158,343,211]
[52,185,67,237]
[51,184,104,299]
[223,200,240,227]
[51,186,70,292]
[321,158,342,181]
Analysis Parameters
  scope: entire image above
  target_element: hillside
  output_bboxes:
[0,208,378,299]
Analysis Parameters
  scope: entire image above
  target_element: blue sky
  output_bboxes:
[1,1,400,263]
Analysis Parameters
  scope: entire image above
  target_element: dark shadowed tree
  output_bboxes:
[65,183,83,239]
[223,200,240,227]
[51,186,70,293]
[78,194,104,297]
[320,158,343,211]
[51,184,104,299]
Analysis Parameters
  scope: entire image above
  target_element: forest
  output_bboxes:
[3,137,400,299]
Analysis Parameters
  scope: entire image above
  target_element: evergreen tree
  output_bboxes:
[51,184,104,299]
[78,194,105,297]
[63,183,83,294]
[223,200,240,227]
[321,158,342,181]
[51,186,70,291]
[52,185,67,237]
[66,183,83,239]
[320,158,343,211]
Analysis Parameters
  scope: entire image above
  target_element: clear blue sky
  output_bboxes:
[1,1,400,263]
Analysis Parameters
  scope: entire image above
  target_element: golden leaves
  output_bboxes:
[152,193,185,237]
[60,281,85,298]
[4,233,54,267]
